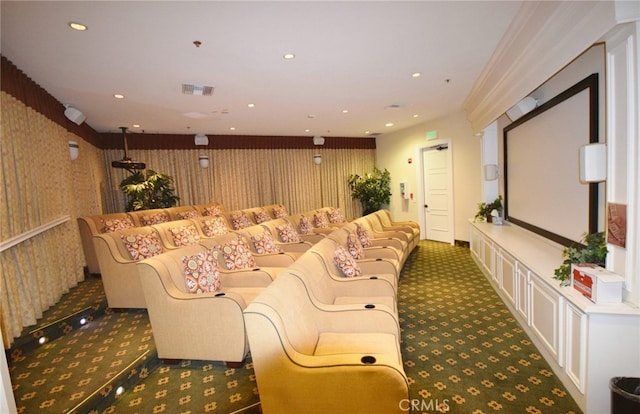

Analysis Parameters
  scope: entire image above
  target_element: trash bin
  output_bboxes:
[610,377,640,414]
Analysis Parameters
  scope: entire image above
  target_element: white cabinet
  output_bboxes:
[469,221,640,414]
[529,276,563,366]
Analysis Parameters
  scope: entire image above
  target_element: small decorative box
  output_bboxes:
[571,263,624,304]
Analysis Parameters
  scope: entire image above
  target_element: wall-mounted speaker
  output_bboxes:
[506,96,537,122]
[64,105,86,125]
[579,143,607,182]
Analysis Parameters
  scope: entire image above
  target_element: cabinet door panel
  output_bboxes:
[565,302,586,392]
[530,276,563,365]
[516,263,529,323]
[500,250,516,307]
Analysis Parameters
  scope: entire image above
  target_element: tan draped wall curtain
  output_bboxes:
[0,92,106,348]
[103,147,375,218]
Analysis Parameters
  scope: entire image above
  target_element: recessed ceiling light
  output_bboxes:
[114,94,125,99]
[132,124,140,128]
[385,122,394,127]
[413,114,419,118]
[305,129,311,133]
[68,22,87,31]
[307,114,316,119]
[342,109,349,114]
[247,103,255,108]
[412,72,421,78]
[229,127,236,131]
[283,53,295,60]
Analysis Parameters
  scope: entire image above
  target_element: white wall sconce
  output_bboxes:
[63,105,86,125]
[199,154,209,168]
[579,143,607,182]
[69,140,79,160]
[313,135,325,146]
[484,164,498,181]
[313,153,322,165]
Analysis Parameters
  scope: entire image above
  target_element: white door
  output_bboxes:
[422,143,454,244]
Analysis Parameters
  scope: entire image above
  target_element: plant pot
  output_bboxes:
[486,215,493,223]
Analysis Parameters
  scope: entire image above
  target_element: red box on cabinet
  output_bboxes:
[571,264,624,303]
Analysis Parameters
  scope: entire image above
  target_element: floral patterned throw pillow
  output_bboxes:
[333,245,362,278]
[276,223,301,243]
[251,231,283,254]
[203,205,223,216]
[200,216,229,237]
[327,208,346,224]
[120,233,163,261]
[355,223,372,247]
[177,210,200,219]
[169,224,200,247]
[101,217,134,233]
[298,215,313,234]
[140,213,169,226]
[182,249,221,293]
[230,212,252,230]
[346,232,365,259]
[217,237,256,270]
[253,209,270,224]
[314,212,329,228]
[272,205,288,219]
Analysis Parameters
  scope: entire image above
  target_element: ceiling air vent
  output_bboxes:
[182,83,214,96]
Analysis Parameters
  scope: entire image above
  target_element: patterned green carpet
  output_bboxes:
[7,240,582,413]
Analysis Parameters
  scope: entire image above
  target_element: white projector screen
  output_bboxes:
[504,74,599,248]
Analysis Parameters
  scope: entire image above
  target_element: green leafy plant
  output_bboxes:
[553,232,608,286]
[348,167,392,215]
[120,169,180,212]
[474,195,503,222]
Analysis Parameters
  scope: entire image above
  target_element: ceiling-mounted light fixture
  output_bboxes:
[64,104,86,125]
[313,135,325,146]
[111,127,146,170]
[195,134,209,146]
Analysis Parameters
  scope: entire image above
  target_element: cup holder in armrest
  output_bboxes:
[252,268,261,271]
[214,292,226,297]
[375,258,382,261]
[369,276,378,280]
[361,355,376,365]
[364,304,376,309]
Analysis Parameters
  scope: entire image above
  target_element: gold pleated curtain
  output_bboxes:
[102,147,374,218]
[0,92,106,348]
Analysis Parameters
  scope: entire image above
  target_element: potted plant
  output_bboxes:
[474,195,503,223]
[348,167,392,215]
[553,232,608,286]
[120,169,180,212]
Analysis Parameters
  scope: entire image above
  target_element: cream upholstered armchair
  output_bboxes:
[366,210,419,251]
[284,213,330,241]
[189,215,232,238]
[244,272,409,414]
[193,202,225,217]
[287,248,397,314]
[77,212,137,274]
[329,222,409,268]
[326,226,403,274]
[151,219,205,250]
[262,218,323,246]
[199,232,287,285]
[352,217,410,252]
[93,226,164,308]
[235,224,304,261]
[308,238,398,291]
[127,208,171,227]
[166,205,201,221]
[137,244,266,365]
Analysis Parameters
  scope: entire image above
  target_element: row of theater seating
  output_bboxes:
[79,202,291,275]
[86,205,419,414]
